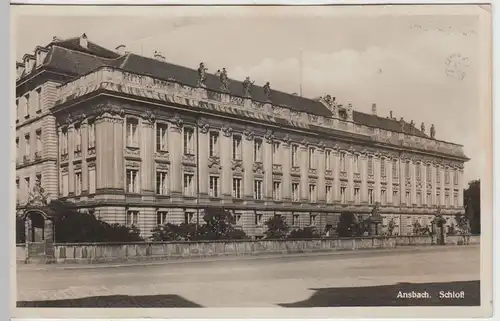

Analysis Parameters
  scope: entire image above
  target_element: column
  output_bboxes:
[167,119,182,194]
[346,154,353,202]
[361,155,368,203]
[387,158,393,204]
[220,128,233,197]
[299,145,308,201]
[96,115,115,190]
[458,169,464,207]
[400,158,406,206]
[198,125,209,196]
[81,119,89,192]
[140,117,154,193]
[317,148,326,202]
[264,135,273,200]
[282,142,291,200]
[67,123,75,194]
[432,163,437,207]
[439,166,445,206]
[374,156,381,203]
[333,150,341,202]
[114,117,125,190]
[243,131,254,198]
[411,161,416,205]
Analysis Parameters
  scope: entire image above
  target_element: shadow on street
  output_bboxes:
[279,280,480,307]
[17,294,203,308]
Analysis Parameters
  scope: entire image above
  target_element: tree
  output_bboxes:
[288,226,321,239]
[336,212,362,237]
[454,214,470,234]
[464,179,480,234]
[49,200,143,243]
[264,215,289,239]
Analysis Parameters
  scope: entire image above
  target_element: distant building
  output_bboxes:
[15,34,469,238]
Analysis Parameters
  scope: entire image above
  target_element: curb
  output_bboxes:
[17,244,479,271]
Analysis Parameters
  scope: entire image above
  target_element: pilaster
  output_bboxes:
[387,158,393,204]
[67,124,75,194]
[361,155,368,202]
[439,166,445,206]
[263,133,273,200]
[282,141,291,200]
[374,156,381,203]
[243,131,254,198]
[317,148,326,202]
[411,161,417,205]
[198,121,210,196]
[458,169,464,207]
[299,144,308,201]
[167,117,183,194]
[81,120,89,192]
[333,150,341,202]
[347,154,353,202]
[431,164,437,207]
[140,117,154,193]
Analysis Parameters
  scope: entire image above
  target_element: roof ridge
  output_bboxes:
[51,44,123,62]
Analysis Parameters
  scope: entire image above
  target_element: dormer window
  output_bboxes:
[16,62,25,79]
[35,49,47,68]
[79,33,88,49]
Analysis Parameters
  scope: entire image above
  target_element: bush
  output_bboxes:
[288,226,321,239]
[264,215,289,239]
[337,212,362,237]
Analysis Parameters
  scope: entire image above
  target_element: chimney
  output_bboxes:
[153,50,165,62]
[389,110,393,119]
[79,33,88,49]
[371,103,377,116]
[115,45,127,55]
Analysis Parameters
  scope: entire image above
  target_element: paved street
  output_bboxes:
[17,245,480,307]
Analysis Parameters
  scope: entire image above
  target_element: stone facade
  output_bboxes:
[15,35,469,238]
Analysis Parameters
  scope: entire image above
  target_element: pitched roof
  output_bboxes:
[48,36,120,59]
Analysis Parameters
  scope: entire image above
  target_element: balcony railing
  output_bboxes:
[55,66,467,160]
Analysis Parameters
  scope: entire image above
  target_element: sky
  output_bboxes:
[13,5,490,188]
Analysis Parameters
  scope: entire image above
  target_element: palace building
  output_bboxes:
[15,34,469,238]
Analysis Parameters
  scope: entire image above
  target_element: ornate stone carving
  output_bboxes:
[263,82,272,101]
[156,162,169,171]
[243,76,255,98]
[169,114,184,131]
[317,141,326,151]
[197,62,207,87]
[197,118,210,134]
[26,180,50,208]
[218,68,229,92]
[154,151,170,162]
[126,160,141,168]
[264,130,274,144]
[95,104,124,118]
[208,156,221,169]
[142,109,156,125]
[182,154,196,164]
[252,162,264,175]
[400,117,405,132]
[282,134,292,146]
[231,159,244,172]
[222,124,233,137]
[272,164,283,173]
[243,129,254,141]
[308,168,318,177]
[291,166,301,175]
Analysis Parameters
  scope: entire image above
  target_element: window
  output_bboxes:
[35,173,42,187]
[156,123,168,152]
[326,185,333,203]
[25,177,31,196]
[209,131,219,157]
[309,184,317,203]
[24,134,30,158]
[35,130,42,156]
[353,154,359,173]
[88,167,96,194]
[232,178,242,199]
[445,169,450,184]
[273,181,281,201]
[74,123,82,152]
[232,135,242,160]
[426,165,432,182]
[436,167,441,183]
[368,188,374,205]
[15,137,19,161]
[88,119,96,149]
[453,194,458,207]
[416,164,421,180]
[291,145,299,167]
[156,171,168,195]
[126,118,139,147]
[436,191,441,205]
[272,142,280,164]
[380,159,386,177]
[453,170,458,185]
[354,187,360,203]
[16,178,20,202]
[253,139,263,162]
[308,147,315,169]
[405,192,411,206]
[157,211,168,225]
[310,214,317,226]
[254,179,263,200]
[126,211,139,227]
[209,175,219,198]
[61,173,68,197]
[126,169,139,193]
[340,152,346,172]
[445,194,450,207]
[392,160,398,178]
[36,88,42,112]
[16,99,19,122]
[234,213,242,226]
[255,213,263,226]
[183,127,195,155]
[340,186,346,203]
[25,94,30,117]
[325,150,331,170]
[427,192,432,206]
[393,190,399,204]
[75,172,82,196]
[291,182,300,201]
[416,192,422,206]
[184,211,195,224]
[61,128,68,155]
[368,156,374,175]
[292,214,300,226]
[405,161,410,178]
[183,173,195,196]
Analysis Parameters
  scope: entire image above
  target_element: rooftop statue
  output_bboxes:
[219,68,229,92]
[197,62,207,87]
[263,82,272,101]
[400,117,405,132]
[421,122,425,133]
[242,76,255,97]
[430,124,436,139]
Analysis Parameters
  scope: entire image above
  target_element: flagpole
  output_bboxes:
[299,48,303,97]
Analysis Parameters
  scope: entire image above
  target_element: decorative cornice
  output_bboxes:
[95,103,125,118]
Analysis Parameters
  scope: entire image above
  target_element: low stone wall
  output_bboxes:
[14,234,475,265]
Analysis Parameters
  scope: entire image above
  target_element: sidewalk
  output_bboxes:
[17,243,478,271]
